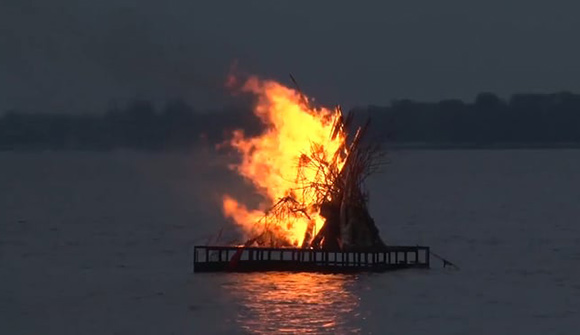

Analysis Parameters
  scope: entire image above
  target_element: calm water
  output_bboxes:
[1,150,579,334]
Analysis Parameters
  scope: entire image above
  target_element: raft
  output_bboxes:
[193,245,430,273]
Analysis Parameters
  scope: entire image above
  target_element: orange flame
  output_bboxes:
[222,76,347,246]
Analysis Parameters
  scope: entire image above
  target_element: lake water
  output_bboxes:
[1,149,578,334]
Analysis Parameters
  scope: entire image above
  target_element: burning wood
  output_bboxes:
[222,75,386,251]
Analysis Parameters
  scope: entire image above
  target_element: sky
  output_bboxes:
[1,0,580,114]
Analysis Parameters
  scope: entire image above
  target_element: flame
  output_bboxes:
[222,76,347,246]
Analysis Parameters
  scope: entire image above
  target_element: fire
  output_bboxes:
[222,76,347,246]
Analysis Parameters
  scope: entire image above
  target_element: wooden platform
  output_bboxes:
[193,245,430,273]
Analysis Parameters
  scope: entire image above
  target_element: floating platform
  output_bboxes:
[193,245,430,273]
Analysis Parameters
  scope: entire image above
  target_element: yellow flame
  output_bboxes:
[222,76,347,246]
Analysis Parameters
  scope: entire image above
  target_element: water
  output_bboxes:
[1,149,579,334]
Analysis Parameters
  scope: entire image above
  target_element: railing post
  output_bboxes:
[193,247,197,272]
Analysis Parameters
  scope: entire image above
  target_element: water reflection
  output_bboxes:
[223,272,362,334]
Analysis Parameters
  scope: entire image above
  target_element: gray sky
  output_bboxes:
[1,0,580,113]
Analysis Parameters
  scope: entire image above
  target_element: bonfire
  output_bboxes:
[222,75,386,251]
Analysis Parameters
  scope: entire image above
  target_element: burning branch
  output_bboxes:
[222,75,387,251]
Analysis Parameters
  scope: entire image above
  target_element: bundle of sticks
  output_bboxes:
[244,101,387,251]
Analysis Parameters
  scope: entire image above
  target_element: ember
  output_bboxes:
[222,75,386,251]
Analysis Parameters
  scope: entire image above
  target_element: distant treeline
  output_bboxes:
[2,92,580,150]
[357,91,580,148]
[0,100,261,151]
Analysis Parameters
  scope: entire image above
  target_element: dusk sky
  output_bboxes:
[2,0,580,113]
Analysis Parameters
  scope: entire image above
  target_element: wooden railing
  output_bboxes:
[193,245,430,273]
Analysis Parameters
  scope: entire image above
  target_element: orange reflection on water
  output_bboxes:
[223,272,361,334]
